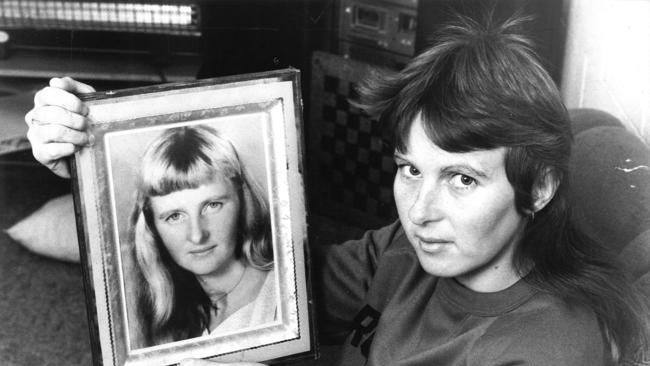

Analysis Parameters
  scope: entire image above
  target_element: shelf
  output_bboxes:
[0,48,200,83]
[0,48,201,156]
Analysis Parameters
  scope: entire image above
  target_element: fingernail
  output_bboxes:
[87,134,95,147]
[50,77,64,87]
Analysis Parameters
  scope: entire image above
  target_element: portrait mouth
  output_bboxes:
[189,245,217,256]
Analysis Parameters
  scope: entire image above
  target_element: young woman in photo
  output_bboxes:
[127,125,275,346]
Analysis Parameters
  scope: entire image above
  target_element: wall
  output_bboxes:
[562,0,650,146]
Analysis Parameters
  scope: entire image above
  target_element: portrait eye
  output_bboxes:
[203,201,223,214]
[165,212,183,224]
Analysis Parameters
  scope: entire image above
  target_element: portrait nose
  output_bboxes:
[187,217,209,244]
[408,183,444,226]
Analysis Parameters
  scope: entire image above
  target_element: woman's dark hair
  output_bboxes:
[357,12,649,362]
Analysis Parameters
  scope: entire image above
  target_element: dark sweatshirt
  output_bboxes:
[315,221,608,366]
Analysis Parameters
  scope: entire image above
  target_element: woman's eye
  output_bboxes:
[450,174,476,189]
[165,212,183,223]
[203,201,222,213]
[398,164,421,178]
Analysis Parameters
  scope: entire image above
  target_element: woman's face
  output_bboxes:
[149,178,241,276]
[394,116,527,292]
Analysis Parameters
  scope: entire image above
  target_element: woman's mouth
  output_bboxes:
[190,245,217,256]
[415,235,452,253]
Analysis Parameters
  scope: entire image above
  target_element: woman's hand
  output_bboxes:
[179,359,266,366]
[24,76,96,178]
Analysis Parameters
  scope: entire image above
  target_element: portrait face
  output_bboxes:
[393,115,527,292]
[149,178,241,277]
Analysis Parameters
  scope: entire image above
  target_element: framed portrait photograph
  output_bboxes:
[70,69,315,366]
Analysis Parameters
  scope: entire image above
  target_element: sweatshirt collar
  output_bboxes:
[437,276,538,316]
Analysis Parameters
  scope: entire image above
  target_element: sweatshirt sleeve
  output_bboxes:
[312,221,403,344]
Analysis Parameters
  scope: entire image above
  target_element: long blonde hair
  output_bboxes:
[130,125,272,345]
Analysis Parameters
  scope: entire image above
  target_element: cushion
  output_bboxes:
[568,110,650,283]
[0,153,91,366]
[5,193,80,263]
[568,108,628,135]
[569,124,650,256]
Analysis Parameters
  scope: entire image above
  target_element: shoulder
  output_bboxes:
[317,220,413,270]
[471,292,609,366]
[341,220,412,257]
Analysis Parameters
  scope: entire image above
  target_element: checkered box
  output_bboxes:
[309,51,397,228]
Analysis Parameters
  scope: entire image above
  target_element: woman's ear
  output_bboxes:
[531,168,560,214]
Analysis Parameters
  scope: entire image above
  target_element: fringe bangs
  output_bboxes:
[140,125,243,196]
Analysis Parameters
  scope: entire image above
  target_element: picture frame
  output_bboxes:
[70,69,316,366]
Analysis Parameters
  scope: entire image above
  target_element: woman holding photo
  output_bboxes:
[25,11,648,366]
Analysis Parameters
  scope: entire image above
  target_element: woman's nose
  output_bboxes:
[408,184,444,226]
[187,217,209,244]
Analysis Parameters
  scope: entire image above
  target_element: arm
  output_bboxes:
[25,77,95,178]
[313,221,403,344]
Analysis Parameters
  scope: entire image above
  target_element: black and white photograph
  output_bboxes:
[108,115,277,349]
[66,71,314,365]
[0,0,649,366]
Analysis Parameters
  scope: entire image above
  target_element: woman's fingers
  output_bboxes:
[27,120,94,179]
[49,76,96,94]
[33,86,89,115]
[31,141,80,162]
[28,141,79,178]
[30,105,90,131]
[27,122,93,147]
[25,76,96,178]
